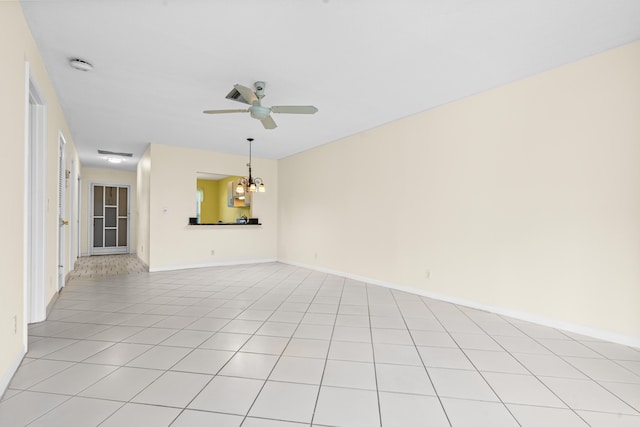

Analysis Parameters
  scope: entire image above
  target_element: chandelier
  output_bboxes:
[236,138,265,194]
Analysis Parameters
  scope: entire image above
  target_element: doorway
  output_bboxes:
[25,67,47,325]
[90,183,130,254]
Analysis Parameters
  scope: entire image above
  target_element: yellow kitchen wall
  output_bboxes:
[196,179,221,223]
[80,167,138,256]
[278,41,640,345]
[0,2,80,393]
[197,177,250,223]
[145,144,277,271]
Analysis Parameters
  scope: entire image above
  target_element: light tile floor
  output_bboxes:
[1,262,639,426]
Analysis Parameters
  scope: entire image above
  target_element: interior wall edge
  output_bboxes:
[279,259,640,349]
[0,348,26,400]
[136,254,149,272]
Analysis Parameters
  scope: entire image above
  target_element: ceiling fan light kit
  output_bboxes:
[204,81,318,129]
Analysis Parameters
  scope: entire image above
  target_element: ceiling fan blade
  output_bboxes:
[260,115,277,129]
[231,84,258,105]
[270,105,318,114]
[203,109,249,114]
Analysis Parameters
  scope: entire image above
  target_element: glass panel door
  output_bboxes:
[91,184,130,254]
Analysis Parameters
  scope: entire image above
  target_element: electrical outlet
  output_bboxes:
[13,315,17,334]
[425,269,431,279]
[314,252,318,260]
[211,249,215,255]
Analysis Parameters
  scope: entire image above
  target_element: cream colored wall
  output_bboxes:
[137,147,151,266]
[80,167,138,256]
[0,2,80,392]
[146,144,277,270]
[278,41,640,342]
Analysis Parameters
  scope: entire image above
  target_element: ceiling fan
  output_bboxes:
[203,81,318,129]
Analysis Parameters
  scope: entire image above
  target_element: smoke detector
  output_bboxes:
[69,58,93,72]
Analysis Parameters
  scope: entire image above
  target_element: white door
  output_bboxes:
[90,183,130,254]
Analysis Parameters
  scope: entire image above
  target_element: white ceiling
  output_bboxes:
[20,0,640,171]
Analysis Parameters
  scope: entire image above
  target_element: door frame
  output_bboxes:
[88,182,131,255]
[69,157,78,270]
[77,175,82,261]
[23,63,47,330]
[57,131,67,291]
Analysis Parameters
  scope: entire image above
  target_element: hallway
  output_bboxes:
[1,262,639,426]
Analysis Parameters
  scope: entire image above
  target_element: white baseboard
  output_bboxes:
[0,348,25,400]
[280,259,640,349]
[149,258,278,273]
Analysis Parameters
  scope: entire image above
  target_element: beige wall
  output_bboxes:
[144,144,277,271]
[80,167,138,256]
[278,41,640,343]
[0,2,79,392]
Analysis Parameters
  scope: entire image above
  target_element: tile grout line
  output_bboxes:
[364,282,385,427]
[498,313,640,418]
[388,289,455,427]
[455,304,601,425]
[308,275,347,427]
